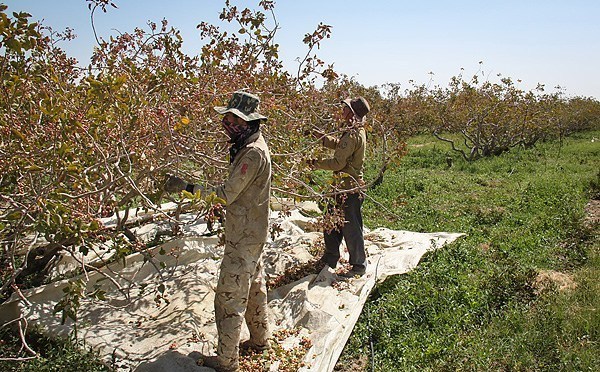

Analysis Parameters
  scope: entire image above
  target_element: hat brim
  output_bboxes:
[214,106,267,121]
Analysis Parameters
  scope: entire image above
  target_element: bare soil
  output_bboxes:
[533,199,599,295]
[584,199,600,230]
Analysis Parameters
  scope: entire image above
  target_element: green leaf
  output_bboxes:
[11,128,26,141]
[25,165,43,172]
[5,38,21,53]
[96,290,107,301]
[89,220,100,231]
[6,210,23,220]
[66,163,80,173]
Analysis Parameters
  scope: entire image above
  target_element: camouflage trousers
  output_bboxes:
[214,240,269,369]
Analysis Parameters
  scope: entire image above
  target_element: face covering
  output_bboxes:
[222,117,260,163]
[222,117,245,142]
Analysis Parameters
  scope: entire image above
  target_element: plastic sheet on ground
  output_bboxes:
[0,203,464,371]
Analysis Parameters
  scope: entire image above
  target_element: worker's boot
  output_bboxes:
[240,339,271,354]
[200,355,238,372]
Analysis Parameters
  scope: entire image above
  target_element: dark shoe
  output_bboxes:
[318,256,336,269]
[340,266,366,278]
[199,355,238,371]
[240,339,271,354]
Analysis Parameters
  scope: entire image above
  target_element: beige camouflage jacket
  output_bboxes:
[214,132,271,245]
[315,126,366,190]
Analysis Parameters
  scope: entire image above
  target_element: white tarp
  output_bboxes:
[0,203,464,371]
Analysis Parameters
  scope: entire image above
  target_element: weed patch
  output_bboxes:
[0,327,110,372]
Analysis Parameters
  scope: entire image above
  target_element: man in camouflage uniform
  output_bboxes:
[164,91,271,371]
[307,97,370,278]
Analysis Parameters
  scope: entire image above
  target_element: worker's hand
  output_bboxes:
[163,174,188,193]
[305,159,317,168]
[304,129,324,139]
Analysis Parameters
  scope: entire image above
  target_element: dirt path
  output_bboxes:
[584,199,600,230]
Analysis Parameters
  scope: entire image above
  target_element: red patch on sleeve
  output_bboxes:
[241,163,248,175]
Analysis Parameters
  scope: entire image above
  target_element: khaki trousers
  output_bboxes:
[214,240,269,368]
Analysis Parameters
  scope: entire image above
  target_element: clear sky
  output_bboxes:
[5,0,600,99]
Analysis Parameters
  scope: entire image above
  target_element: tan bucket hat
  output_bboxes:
[214,91,267,121]
[342,96,370,119]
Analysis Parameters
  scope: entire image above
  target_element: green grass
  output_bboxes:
[338,130,600,371]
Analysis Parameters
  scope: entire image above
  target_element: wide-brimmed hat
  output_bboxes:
[342,96,370,119]
[214,91,267,122]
